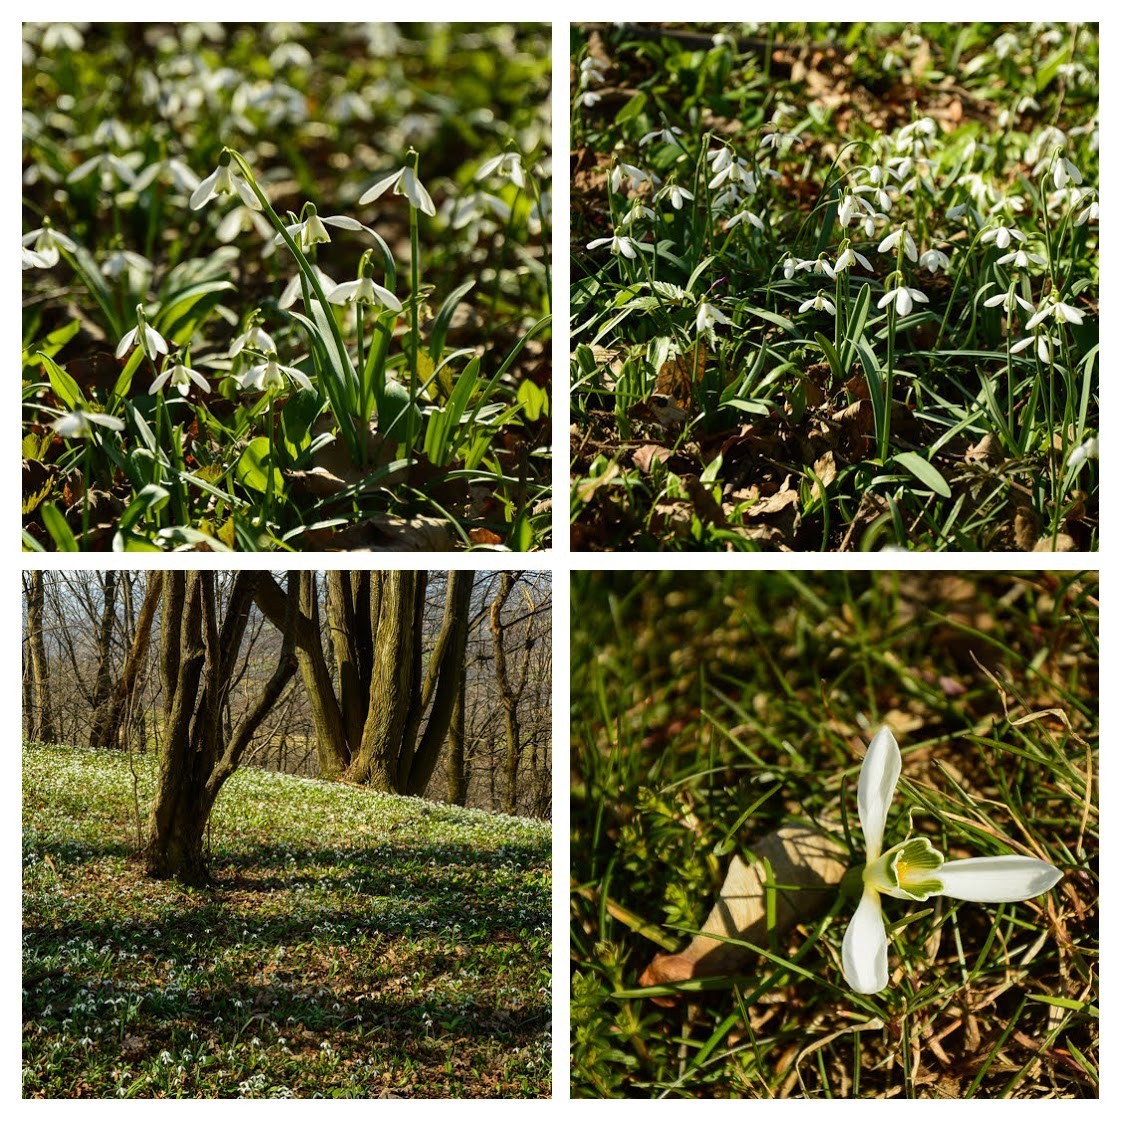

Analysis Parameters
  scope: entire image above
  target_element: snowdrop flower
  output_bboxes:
[1025,295,1085,331]
[983,290,1034,314]
[275,209,378,254]
[996,247,1045,270]
[1011,333,1056,362]
[52,409,125,439]
[475,151,525,190]
[877,284,928,317]
[834,245,873,273]
[328,273,402,312]
[278,266,337,311]
[658,183,694,210]
[216,205,275,250]
[611,161,659,194]
[708,159,755,193]
[190,154,261,211]
[725,208,764,232]
[149,359,210,398]
[799,292,836,316]
[238,352,314,394]
[841,727,1062,994]
[579,91,602,109]
[918,248,950,273]
[229,323,276,357]
[695,300,731,335]
[620,201,656,227]
[115,305,169,361]
[101,249,152,285]
[640,125,683,147]
[877,227,918,262]
[1051,157,1083,190]
[587,232,638,259]
[1067,436,1099,470]
[358,161,435,216]
[1074,194,1099,227]
[810,255,837,280]
[838,192,875,230]
[980,225,1024,250]
[22,245,51,270]
[66,152,138,189]
[22,222,77,268]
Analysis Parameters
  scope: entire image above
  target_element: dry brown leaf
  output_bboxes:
[638,826,847,1000]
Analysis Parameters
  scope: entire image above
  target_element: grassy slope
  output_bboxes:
[23,745,550,1099]
[570,571,1097,1098]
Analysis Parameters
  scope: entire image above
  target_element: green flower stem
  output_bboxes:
[224,148,360,461]
[408,150,422,470]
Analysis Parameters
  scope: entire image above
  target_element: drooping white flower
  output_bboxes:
[834,246,873,273]
[1011,333,1056,362]
[274,211,378,254]
[21,224,78,268]
[22,245,51,270]
[587,233,638,259]
[695,300,731,335]
[799,292,836,316]
[229,324,276,357]
[52,409,125,439]
[1067,436,1099,470]
[877,227,918,262]
[238,352,314,394]
[115,306,169,361]
[358,164,435,216]
[278,266,338,311]
[149,360,210,398]
[996,248,1045,270]
[725,208,764,232]
[1025,296,1085,332]
[841,728,1062,994]
[983,290,1034,314]
[918,248,951,273]
[475,151,525,190]
[328,274,402,312]
[639,126,683,147]
[877,285,928,317]
[660,183,695,210]
[980,225,1024,250]
[190,158,261,211]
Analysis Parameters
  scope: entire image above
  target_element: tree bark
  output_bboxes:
[445,673,468,806]
[92,572,162,750]
[25,571,54,743]
[87,572,119,748]
[144,571,297,884]
[491,574,531,815]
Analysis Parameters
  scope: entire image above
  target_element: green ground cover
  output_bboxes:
[23,744,551,1098]
[571,23,1097,550]
[23,23,551,551]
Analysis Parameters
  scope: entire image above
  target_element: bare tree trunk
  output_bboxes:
[25,571,54,743]
[144,572,297,884]
[93,572,163,749]
[491,574,531,815]
[88,572,119,747]
[446,673,468,806]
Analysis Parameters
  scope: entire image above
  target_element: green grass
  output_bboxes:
[23,744,551,1098]
[570,571,1097,1097]
[570,23,1098,550]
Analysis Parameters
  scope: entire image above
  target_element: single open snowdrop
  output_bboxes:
[841,727,1063,994]
[238,351,314,394]
[799,292,836,316]
[695,300,730,335]
[115,304,169,361]
[52,409,125,439]
[877,282,928,318]
[190,152,261,211]
[149,357,210,398]
[359,157,435,216]
[587,231,638,259]
[475,151,525,190]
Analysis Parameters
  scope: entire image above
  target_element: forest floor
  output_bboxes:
[22,744,551,1098]
[570,571,1097,1097]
